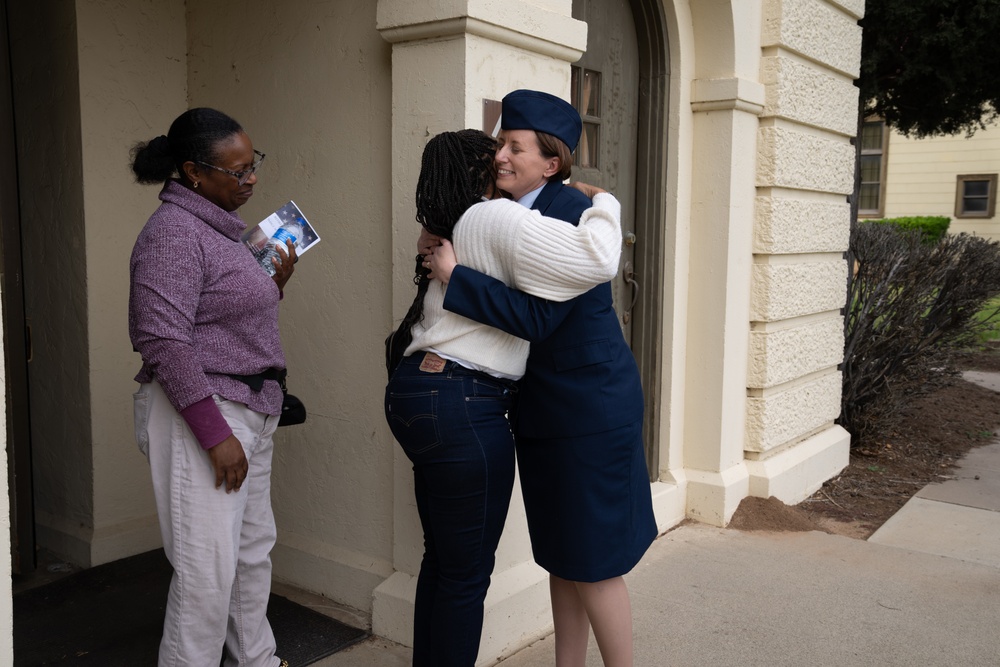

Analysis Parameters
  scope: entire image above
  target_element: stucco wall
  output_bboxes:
[8,0,94,565]
[76,0,188,565]
[745,0,858,498]
[883,122,1000,241]
[185,0,396,612]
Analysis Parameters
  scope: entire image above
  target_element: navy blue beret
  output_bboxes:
[501,89,582,152]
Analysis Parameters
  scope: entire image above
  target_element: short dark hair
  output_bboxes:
[129,108,243,184]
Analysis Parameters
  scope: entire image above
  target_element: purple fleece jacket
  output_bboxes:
[129,180,285,445]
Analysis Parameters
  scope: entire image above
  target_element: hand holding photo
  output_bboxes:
[242,201,320,275]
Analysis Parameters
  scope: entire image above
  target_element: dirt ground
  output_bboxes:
[729,343,1000,539]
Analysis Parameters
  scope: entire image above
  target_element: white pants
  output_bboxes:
[134,382,281,667]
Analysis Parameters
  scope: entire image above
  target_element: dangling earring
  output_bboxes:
[193,181,200,189]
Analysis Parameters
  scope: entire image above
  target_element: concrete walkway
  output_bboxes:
[308,371,1000,667]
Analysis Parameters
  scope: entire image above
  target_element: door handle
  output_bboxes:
[622,260,640,325]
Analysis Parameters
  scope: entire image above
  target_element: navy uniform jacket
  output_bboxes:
[443,180,644,439]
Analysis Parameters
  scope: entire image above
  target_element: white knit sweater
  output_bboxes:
[405,192,622,379]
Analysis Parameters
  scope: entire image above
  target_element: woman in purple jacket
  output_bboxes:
[129,108,294,667]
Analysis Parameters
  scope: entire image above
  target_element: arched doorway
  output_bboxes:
[571,0,670,479]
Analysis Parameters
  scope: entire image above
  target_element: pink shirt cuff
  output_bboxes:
[180,396,233,449]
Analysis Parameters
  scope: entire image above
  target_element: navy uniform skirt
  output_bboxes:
[516,419,656,582]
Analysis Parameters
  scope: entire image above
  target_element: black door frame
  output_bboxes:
[0,0,35,574]
[627,0,670,479]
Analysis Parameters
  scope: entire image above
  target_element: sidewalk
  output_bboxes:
[313,371,1000,667]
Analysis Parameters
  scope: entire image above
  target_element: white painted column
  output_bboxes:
[683,76,765,525]
[374,1,587,662]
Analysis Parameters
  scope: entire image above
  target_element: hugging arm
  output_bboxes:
[442,265,577,342]
[441,184,614,340]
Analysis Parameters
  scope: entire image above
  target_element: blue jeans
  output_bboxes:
[384,353,517,667]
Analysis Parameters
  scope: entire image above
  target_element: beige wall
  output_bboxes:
[78,0,188,565]
[185,0,397,611]
[6,0,399,615]
[883,122,1000,241]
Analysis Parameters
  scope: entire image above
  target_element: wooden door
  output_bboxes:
[571,0,640,343]
[573,0,673,479]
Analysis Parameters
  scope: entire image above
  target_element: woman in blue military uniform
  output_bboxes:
[424,90,656,667]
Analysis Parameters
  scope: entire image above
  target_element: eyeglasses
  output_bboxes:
[197,150,266,186]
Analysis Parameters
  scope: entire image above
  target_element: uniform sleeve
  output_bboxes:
[443,265,580,342]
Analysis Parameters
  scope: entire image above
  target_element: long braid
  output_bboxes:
[387,130,497,372]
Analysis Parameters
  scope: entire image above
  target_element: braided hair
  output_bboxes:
[387,130,498,373]
[414,129,498,239]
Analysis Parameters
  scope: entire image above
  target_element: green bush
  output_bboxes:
[865,216,951,244]
[841,225,1000,445]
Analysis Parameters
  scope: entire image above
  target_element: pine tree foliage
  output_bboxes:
[860,0,1000,137]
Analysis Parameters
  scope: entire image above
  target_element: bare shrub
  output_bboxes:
[840,224,1000,445]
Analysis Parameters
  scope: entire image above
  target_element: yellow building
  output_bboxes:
[860,119,1000,241]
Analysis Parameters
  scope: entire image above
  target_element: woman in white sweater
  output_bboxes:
[383,130,621,667]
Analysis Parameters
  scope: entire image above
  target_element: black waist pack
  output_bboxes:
[278,373,306,427]
[226,369,305,427]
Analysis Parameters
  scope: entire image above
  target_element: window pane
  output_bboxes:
[571,67,579,107]
[859,183,880,211]
[577,123,599,169]
[964,180,990,197]
[963,197,988,213]
[582,70,601,117]
[860,155,881,182]
[861,121,884,151]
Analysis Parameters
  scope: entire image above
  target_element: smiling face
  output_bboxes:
[494,129,561,200]
[184,131,258,212]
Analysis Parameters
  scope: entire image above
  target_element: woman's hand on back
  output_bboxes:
[425,239,458,285]
[417,228,443,256]
[570,181,607,199]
